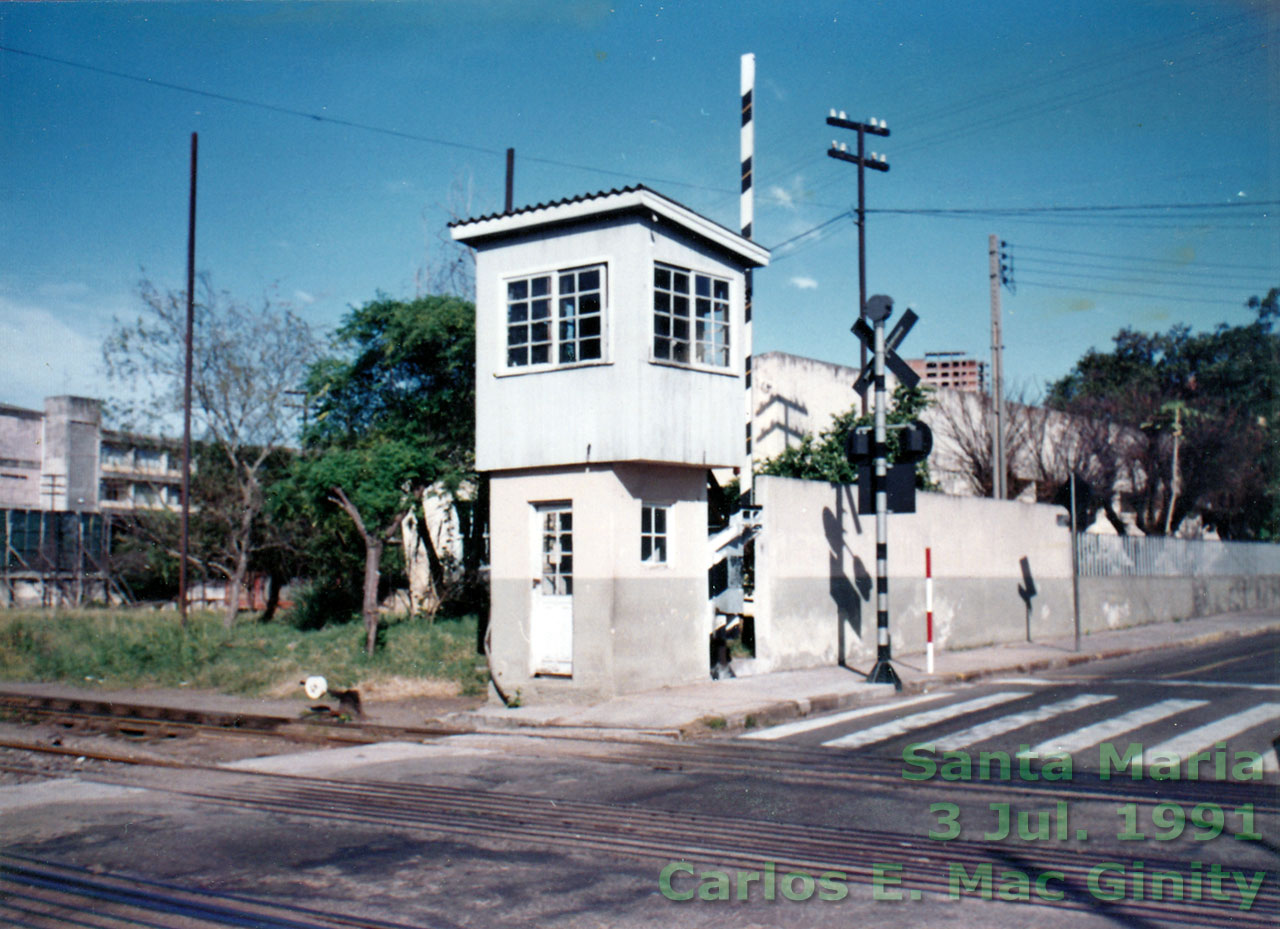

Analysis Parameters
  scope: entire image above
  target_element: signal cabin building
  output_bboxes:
[452,186,769,701]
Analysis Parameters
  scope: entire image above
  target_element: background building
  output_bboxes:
[0,396,182,514]
[906,351,987,392]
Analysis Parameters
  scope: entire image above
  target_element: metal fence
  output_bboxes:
[3,508,106,574]
[1077,533,1280,578]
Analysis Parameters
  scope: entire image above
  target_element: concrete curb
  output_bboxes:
[448,619,1279,740]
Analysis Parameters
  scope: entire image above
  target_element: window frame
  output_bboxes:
[640,502,670,566]
[652,262,732,371]
[503,262,608,373]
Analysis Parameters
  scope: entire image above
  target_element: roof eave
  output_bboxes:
[451,188,769,268]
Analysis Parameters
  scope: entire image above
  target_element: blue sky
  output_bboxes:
[1,0,1276,414]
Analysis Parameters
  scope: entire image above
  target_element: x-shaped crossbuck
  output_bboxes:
[852,307,920,395]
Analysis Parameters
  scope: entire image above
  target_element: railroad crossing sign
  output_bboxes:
[852,301,920,395]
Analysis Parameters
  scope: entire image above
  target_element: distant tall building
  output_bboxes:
[0,396,182,513]
[906,351,987,393]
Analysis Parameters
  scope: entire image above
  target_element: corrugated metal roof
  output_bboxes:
[449,184,769,268]
[447,184,651,228]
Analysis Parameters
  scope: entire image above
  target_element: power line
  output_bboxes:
[871,199,1279,216]
[1011,244,1278,273]
[1016,278,1259,306]
[1014,266,1268,290]
[0,43,732,198]
[1016,256,1274,281]
[769,200,1277,253]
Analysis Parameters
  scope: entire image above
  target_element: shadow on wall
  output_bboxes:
[825,484,871,666]
[756,393,810,450]
[1018,555,1037,642]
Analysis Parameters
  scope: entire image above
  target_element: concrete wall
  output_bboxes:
[1080,576,1280,630]
[474,215,748,472]
[0,404,43,509]
[41,397,101,513]
[753,352,902,463]
[753,475,1280,673]
[488,462,709,702]
[753,475,1074,671]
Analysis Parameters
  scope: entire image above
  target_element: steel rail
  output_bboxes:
[0,854,430,929]
[4,749,1270,928]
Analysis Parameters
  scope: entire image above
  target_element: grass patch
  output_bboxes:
[0,609,486,698]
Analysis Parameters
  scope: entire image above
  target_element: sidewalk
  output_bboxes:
[452,609,1280,738]
[2,610,1275,742]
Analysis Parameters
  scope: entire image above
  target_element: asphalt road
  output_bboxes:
[1,634,1275,929]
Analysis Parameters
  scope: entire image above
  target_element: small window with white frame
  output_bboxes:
[653,263,730,368]
[506,264,605,369]
[641,503,669,564]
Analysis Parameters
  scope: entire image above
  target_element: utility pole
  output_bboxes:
[180,132,197,629]
[988,234,1006,500]
[827,110,890,415]
[504,148,515,213]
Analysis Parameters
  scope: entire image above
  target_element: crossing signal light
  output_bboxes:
[897,421,933,464]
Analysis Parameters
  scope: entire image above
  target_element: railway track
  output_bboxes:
[0,690,465,747]
[0,853,428,929]
[2,737,1275,928]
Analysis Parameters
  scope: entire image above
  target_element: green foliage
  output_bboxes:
[757,384,936,487]
[282,294,478,646]
[1047,288,1279,539]
[0,609,485,696]
[306,294,476,471]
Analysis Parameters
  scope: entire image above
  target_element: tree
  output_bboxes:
[293,294,476,655]
[1047,289,1279,539]
[758,384,935,486]
[103,274,320,626]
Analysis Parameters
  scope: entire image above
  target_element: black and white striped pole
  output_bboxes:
[740,52,755,502]
[865,294,901,689]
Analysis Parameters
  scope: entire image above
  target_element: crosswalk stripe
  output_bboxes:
[1140,703,1280,769]
[740,692,952,741]
[1115,679,1280,692]
[820,691,1029,750]
[931,693,1117,751]
[1018,698,1207,758]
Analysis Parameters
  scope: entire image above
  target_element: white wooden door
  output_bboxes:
[530,503,573,676]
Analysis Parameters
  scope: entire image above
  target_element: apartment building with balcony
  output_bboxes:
[0,396,182,514]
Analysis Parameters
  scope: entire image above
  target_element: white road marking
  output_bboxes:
[931,693,1117,751]
[740,692,952,741]
[820,692,1030,750]
[1018,698,1207,758]
[1114,679,1280,692]
[1140,703,1280,770]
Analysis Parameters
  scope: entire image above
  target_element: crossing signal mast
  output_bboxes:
[827,110,890,414]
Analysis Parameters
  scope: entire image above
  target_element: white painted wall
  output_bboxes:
[473,215,748,471]
[487,463,709,701]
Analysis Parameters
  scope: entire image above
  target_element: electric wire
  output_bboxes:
[1014,278,1259,305]
[1011,244,1278,273]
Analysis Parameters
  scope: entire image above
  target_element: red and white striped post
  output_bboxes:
[925,546,934,674]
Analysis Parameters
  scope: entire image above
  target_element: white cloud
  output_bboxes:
[768,184,795,209]
[790,276,819,290]
[294,290,316,305]
[0,296,109,408]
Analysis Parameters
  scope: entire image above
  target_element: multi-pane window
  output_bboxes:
[540,508,573,595]
[641,504,668,564]
[653,264,730,368]
[507,265,604,368]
